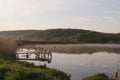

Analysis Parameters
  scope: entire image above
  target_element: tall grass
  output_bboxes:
[0,52,71,80]
[82,73,113,80]
[0,38,18,58]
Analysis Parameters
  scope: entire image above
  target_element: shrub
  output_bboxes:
[82,73,113,80]
[0,66,11,80]
[0,55,71,80]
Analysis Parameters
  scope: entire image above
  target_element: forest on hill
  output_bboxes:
[0,29,120,43]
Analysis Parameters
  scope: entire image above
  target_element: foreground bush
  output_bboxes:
[82,73,113,80]
[0,53,71,80]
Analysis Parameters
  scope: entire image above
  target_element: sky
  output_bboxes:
[0,0,120,33]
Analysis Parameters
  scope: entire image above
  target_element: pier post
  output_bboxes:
[115,70,120,80]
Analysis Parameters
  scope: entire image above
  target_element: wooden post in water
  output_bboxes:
[115,70,120,80]
[26,53,29,59]
[16,53,18,59]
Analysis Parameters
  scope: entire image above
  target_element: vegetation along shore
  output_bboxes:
[0,39,71,80]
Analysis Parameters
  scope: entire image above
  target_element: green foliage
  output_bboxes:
[18,61,34,67]
[82,73,113,80]
[0,66,11,80]
[0,53,71,80]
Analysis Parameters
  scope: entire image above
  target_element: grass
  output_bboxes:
[0,52,71,80]
[82,73,113,80]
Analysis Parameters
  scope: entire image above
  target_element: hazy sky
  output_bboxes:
[0,0,120,33]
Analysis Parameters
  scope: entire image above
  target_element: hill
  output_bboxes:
[0,29,120,43]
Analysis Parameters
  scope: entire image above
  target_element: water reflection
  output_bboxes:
[22,52,120,80]
[47,52,120,80]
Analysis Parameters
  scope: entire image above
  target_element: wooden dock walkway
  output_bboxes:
[16,45,52,63]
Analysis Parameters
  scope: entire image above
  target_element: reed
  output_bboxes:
[0,38,18,58]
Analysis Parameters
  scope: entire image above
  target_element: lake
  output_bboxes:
[17,44,120,80]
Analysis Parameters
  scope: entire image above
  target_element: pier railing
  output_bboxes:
[16,45,52,63]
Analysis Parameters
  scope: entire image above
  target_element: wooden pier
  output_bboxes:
[16,45,52,63]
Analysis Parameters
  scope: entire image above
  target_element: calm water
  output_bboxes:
[18,44,120,80]
[17,44,120,80]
